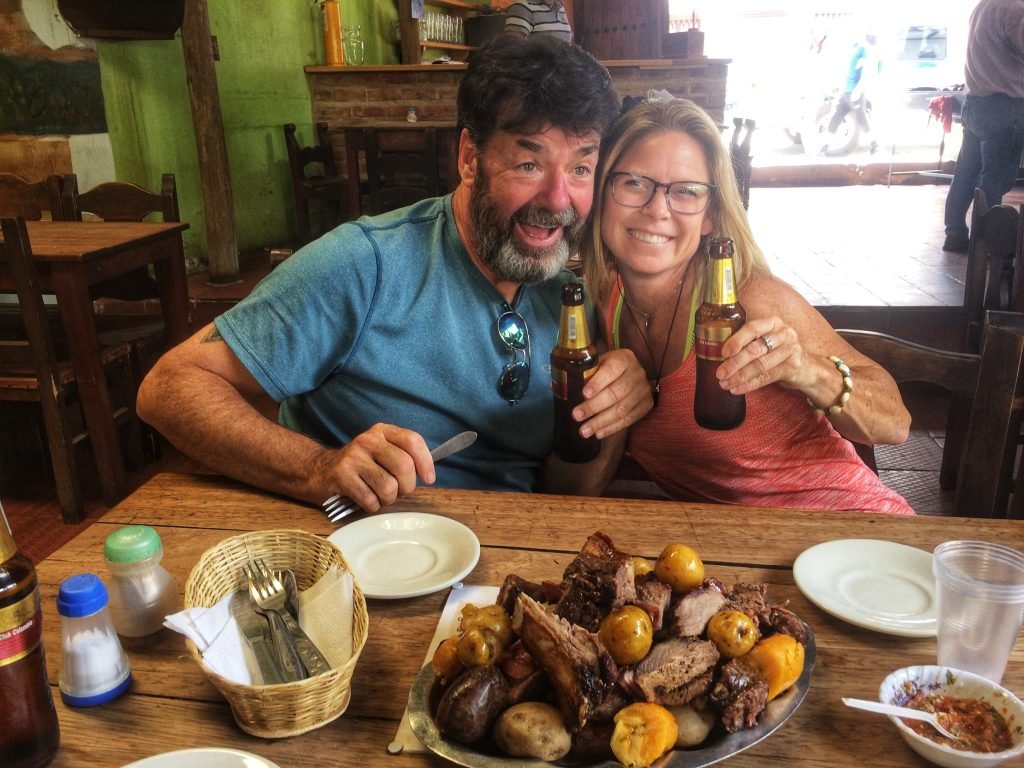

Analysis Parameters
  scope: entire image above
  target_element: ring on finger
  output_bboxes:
[762,334,775,353]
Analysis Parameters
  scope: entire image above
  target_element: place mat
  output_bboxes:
[390,584,500,755]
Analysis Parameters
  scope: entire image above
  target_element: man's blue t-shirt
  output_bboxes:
[216,195,578,493]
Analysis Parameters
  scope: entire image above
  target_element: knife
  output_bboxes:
[431,430,477,463]
[229,590,285,685]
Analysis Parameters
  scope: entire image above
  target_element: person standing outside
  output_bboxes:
[943,0,1024,253]
[136,35,651,510]
[504,1,573,42]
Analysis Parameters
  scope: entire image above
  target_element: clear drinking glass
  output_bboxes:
[343,25,364,65]
[933,540,1024,683]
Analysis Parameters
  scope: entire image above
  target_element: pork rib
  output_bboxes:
[513,593,617,731]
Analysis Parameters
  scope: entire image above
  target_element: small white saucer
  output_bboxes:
[328,512,480,599]
[793,539,937,637]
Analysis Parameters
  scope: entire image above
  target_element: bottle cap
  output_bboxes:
[104,525,162,563]
[57,573,109,617]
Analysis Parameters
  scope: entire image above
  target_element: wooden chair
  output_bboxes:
[283,122,349,244]
[0,174,64,220]
[0,217,143,523]
[60,173,182,457]
[962,187,1023,352]
[362,126,441,216]
[838,326,1024,517]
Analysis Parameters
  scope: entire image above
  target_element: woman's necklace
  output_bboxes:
[618,277,683,330]
[619,275,688,407]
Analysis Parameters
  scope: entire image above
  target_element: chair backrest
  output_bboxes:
[729,117,755,210]
[1,216,84,518]
[61,173,179,222]
[363,126,440,215]
[962,187,1023,351]
[284,122,338,183]
[0,217,62,384]
[0,174,64,221]
[838,326,1024,517]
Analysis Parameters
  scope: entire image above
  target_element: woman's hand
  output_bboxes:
[575,347,654,439]
[715,316,815,395]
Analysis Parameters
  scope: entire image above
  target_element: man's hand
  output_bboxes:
[311,424,435,512]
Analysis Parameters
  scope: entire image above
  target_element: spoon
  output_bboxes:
[842,697,962,741]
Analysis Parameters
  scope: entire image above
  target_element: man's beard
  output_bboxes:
[468,167,584,284]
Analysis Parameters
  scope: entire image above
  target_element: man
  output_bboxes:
[943,0,1024,253]
[503,1,573,42]
[824,31,878,154]
[137,35,651,511]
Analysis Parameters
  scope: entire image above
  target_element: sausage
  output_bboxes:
[434,665,509,744]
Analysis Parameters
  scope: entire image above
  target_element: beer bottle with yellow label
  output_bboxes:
[551,282,601,462]
[0,500,60,768]
[694,237,746,430]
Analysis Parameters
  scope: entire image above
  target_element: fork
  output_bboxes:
[322,430,477,522]
[244,561,304,682]
[247,559,332,677]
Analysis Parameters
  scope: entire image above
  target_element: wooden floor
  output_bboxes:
[8,180,1015,562]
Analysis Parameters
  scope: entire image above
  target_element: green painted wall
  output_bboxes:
[96,0,401,267]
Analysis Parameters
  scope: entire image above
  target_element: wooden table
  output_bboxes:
[0,221,190,505]
[35,473,1024,767]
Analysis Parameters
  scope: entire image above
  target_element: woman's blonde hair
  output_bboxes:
[581,99,770,304]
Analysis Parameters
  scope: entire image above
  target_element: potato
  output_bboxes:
[493,702,572,761]
[670,703,716,747]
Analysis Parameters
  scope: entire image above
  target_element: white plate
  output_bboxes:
[328,512,480,599]
[793,539,937,637]
[122,748,280,768]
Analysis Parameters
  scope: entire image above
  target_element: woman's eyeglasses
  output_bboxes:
[607,172,716,215]
[496,309,531,406]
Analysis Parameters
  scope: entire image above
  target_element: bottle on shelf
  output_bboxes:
[551,281,601,463]
[321,0,344,66]
[694,237,747,430]
[0,499,60,768]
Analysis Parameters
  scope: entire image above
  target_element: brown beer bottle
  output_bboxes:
[0,500,60,768]
[551,282,601,462]
[694,237,746,430]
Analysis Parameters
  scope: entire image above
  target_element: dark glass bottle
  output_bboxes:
[694,237,747,430]
[0,500,60,768]
[551,282,601,462]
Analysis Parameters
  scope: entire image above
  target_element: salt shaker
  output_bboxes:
[57,574,132,707]
[406,106,418,123]
[104,525,178,637]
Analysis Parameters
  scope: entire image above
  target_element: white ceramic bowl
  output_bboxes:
[879,665,1024,768]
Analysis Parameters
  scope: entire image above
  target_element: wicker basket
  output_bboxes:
[183,529,368,738]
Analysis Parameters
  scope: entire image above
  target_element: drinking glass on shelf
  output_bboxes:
[343,25,364,65]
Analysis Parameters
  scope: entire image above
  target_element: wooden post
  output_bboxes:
[181,0,239,284]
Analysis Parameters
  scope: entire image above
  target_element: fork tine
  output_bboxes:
[323,495,353,515]
[328,501,360,522]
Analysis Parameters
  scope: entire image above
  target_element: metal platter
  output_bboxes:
[407,625,816,768]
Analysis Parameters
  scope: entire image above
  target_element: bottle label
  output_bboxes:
[705,259,738,305]
[557,306,592,350]
[0,588,42,668]
[695,337,727,362]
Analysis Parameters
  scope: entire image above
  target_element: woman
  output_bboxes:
[581,99,914,514]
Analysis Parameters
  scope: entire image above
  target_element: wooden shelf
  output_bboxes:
[419,41,476,52]
[426,0,476,9]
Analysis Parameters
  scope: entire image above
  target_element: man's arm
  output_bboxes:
[137,323,434,508]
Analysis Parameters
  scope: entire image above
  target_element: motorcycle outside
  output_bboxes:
[786,90,873,157]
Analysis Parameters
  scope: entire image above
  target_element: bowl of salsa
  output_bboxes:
[879,665,1024,768]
